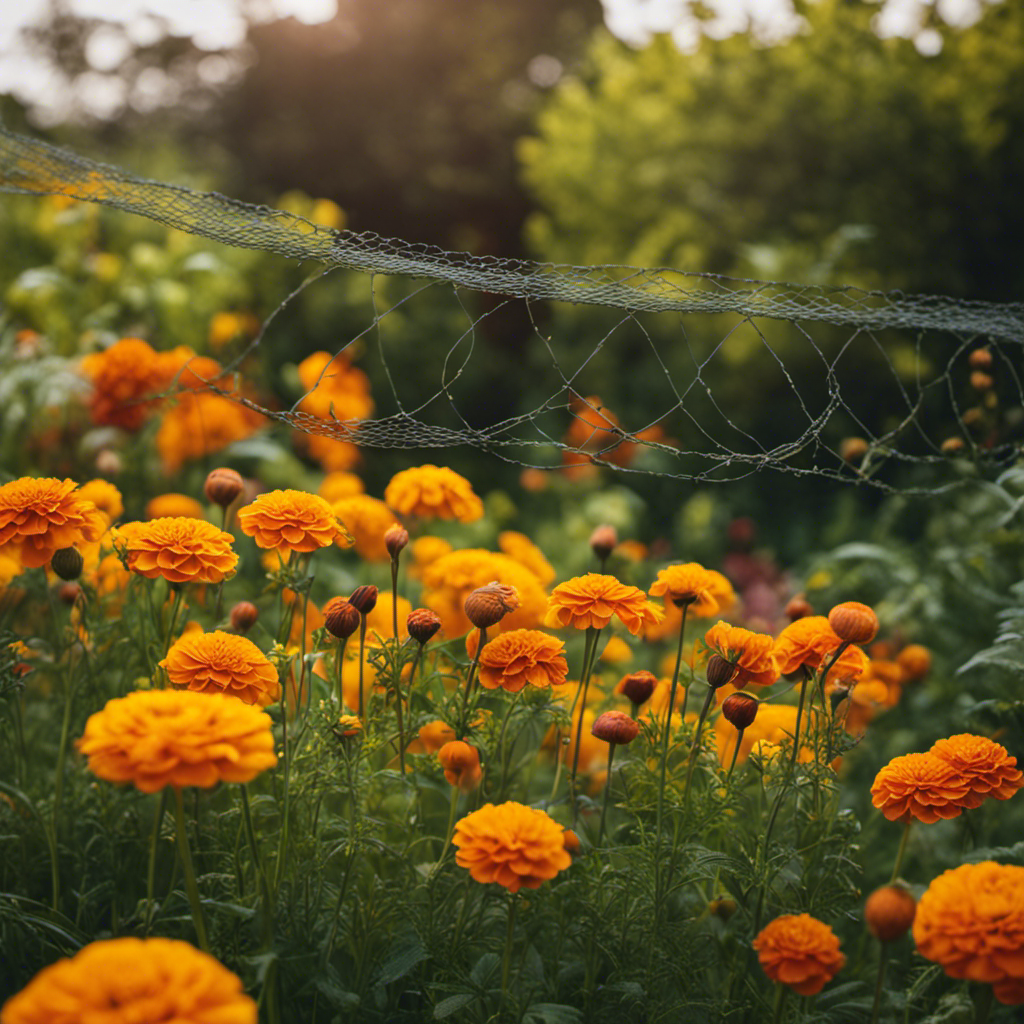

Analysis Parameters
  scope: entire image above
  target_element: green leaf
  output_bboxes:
[376,932,428,985]
[433,992,476,1019]
[524,1003,584,1024]
[470,952,500,987]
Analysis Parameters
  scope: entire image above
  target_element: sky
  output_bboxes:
[0,0,993,123]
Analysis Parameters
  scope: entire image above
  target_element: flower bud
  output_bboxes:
[968,347,992,369]
[323,597,361,639]
[785,595,813,621]
[407,608,442,645]
[229,601,259,633]
[940,436,965,455]
[896,643,931,681]
[828,601,879,644]
[709,897,738,921]
[204,467,244,509]
[348,585,378,615]
[335,714,363,739]
[721,692,759,730]
[864,884,916,942]
[617,669,657,707]
[465,581,519,629]
[839,437,870,464]
[58,582,81,605]
[95,449,123,476]
[591,710,640,745]
[705,654,737,690]
[50,547,84,581]
[562,828,581,854]
[438,740,482,791]
[970,371,994,391]
[384,523,409,559]
[589,524,618,561]
[829,684,852,715]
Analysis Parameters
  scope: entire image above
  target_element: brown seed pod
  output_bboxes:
[705,654,737,690]
[618,669,658,707]
[348,585,379,615]
[229,601,259,633]
[50,547,84,581]
[828,601,879,644]
[204,467,244,509]
[323,597,361,639]
[384,524,409,559]
[407,608,442,645]
[721,692,759,730]
[591,710,640,745]
[864,884,917,942]
[589,524,618,561]
[465,581,520,629]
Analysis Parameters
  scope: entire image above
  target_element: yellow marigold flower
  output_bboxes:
[297,351,374,421]
[208,310,260,349]
[78,689,276,792]
[914,861,1024,1005]
[124,517,238,584]
[929,734,1024,809]
[546,573,662,635]
[0,478,105,569]
[704,621,779,688]
[644,568,737,641]
[453,801,572,893]
[0,936,257,1024]
[497,531,556,585]
[145,493,205,520]
[331,494,399,561]
[364,591,412,640]
[79,337,176,430]
[160,630,281,706]
[409,535,453,578]
[713,703,813,767]
[238,489,341,553]
[478,629,569,693]
[0,550,21,588]
[752,914,846,996]
[318,471,365,503]
[422,548,548,637]
[649,562,720,614]
[600,635,633,664]
[336,714,363,738]
[76,478,123,526]
[870,752,972,824]
[304,433,362,472]
[384,464,484,522]
[774,616,868,683]
[156,392,266,473]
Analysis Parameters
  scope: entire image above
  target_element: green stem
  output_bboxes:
[495,691,523,800]
[501,897,518,996]
[162,586,184,662]
[391,558,400,640]
[240,784,273,946]
[869,947,888,1024]
[682,685,716,812]
[172,787,209,952]
[334,637,348,708]
[458,627,486,737]
[274,668,290,892]
[890,819,912,883]
[974,984,995,1024]
[754,784,789,935]
[771,983,789,1024]
[790,673,810,768]
[726,728,745,783]
[433,785,461,873]
[599,743,617,843]
[357,616,368,718]
[50,644,81,912]
[569,627,601,823]
[144,790,167,935]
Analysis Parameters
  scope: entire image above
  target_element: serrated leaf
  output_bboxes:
[433,992,476,1018]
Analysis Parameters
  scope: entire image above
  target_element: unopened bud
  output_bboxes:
[348,585,378,615]
[970,371,994,392]
[617,669,657,707]
[323,597,361,639]
[51,547,84,581]
[705,654,737,690]
[407,608,442,645]
[785,595,813,621]
[591,710,639,745]
[968,347,992,369]
[465,581,519,629]
[589,524,618,561]
[865,884,917,942]
[721,692,759,730]
[828,601,878,645]
[839,437,870,464]
[940,436,965,455]
[229,601,259,633]
[384,523,409,559]
[204,467,244,509]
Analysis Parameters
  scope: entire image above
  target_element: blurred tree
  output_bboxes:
[520,0,1024,301]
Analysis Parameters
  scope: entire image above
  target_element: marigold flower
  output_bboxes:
[0,936,256,1024]
[336,714,363,738]
[870,752,972,824]
[124,517,238,584]
[828,601,879,644]
[774,616,868,683]
[0,477,105,569]
[238,489,342,553]
[438,740,482,790]
[478,629,568,693]
[297,351,374,421]
[331,495,400,561]
[704,621,780,688]
[546,573,662,635]
[230,601,259,633]
[865,884,917,942]
[417,720,456,752]
[156,392,265,473]
[79,337,176,430]
[384,523,409,559]
[753,914,846,995]
[318,471,365,503]
[78,689,276,792]
[649,562,720,613]
[76,478,123,526]
[896,643,931,680]
[498,531,556,585]
[50,547,84,581]
[384,464,484,522]
[913,861,1024,1004]
[453,801,572,893]
[721,692,760,730]
[929,734,1024,809]
[160,630,280,706]
[145,493,205,520]
[589,524,618,561]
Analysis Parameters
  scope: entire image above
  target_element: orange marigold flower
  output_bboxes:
[77,689,276,792]
[145,493,205,520]
[752,914,846,996]
[913,861,1024,1005]
[0,477,105,569]
[76,478,123,526]
[123,517,238,584]
[929,734,1024,809]
[497,531,556,585]
[546,573,663,635]
[156,392,266,473]
[645,569,735,640]
[649,562,720,614]
[870,752,972,824]
[896,643,931,680]
[331,495,400,561]
[438,740,482,790]
[297,351,374,421]
[318,471,365,503]
[704,621,780,688]
[453,801,572,893]
[0,936,256,1024]
[417,720,456,752]
[160,630,281,706]
[774,616,868,683]
[384,464,484,523]
[238,489,341,553]
[478,629,569,693]
[79,337,176,430]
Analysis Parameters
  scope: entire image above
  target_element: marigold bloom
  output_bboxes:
[0,477,105,570]
[145,493,204,520]
[79,337,176,430]
[78,689,276,792]
[929,734,1024,809]
[160,630,280,706]
[417,720,456,752]
[318,471,365,503]
[76,478,123,526]
[238,489,342,553]
[896,643,931,680]
[124,517,238,584]
[297,351,374,421]
[438,740,482,790]
[870,752,972,824]
[913,861,1024,1004]
[156,392,265,473]
[0,936,257,1024]
[546,573,662,635]
[331,495,400,561]
[384,464,484,523]
[498,531,556,585]
[774,616,868,683]
[752,914,846,996]
[704,621,780,688]
[649,562,719,613]
[410,535,453,576]
[453,801,572,893]
[478,629,569,693]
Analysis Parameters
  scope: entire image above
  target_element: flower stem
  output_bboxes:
[569,627,601,823]
[974,984,995,1024]
[771,983,789,1024]
[869,947,888,1024]
[144,790,167,935]
[240,784,273,945]
[890,819,912,883]
[656,604,690,858]
[274,667,291,892]
[172,786,209,952]
[458,627,486,737]
[433,785,461,874]
[726,728,745,783]
[598,743,617,843]
[790,672,810,768]
[501,896,518,996]
[334,637,348,707]
[357,616,368,719]
[682,685,716,812]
